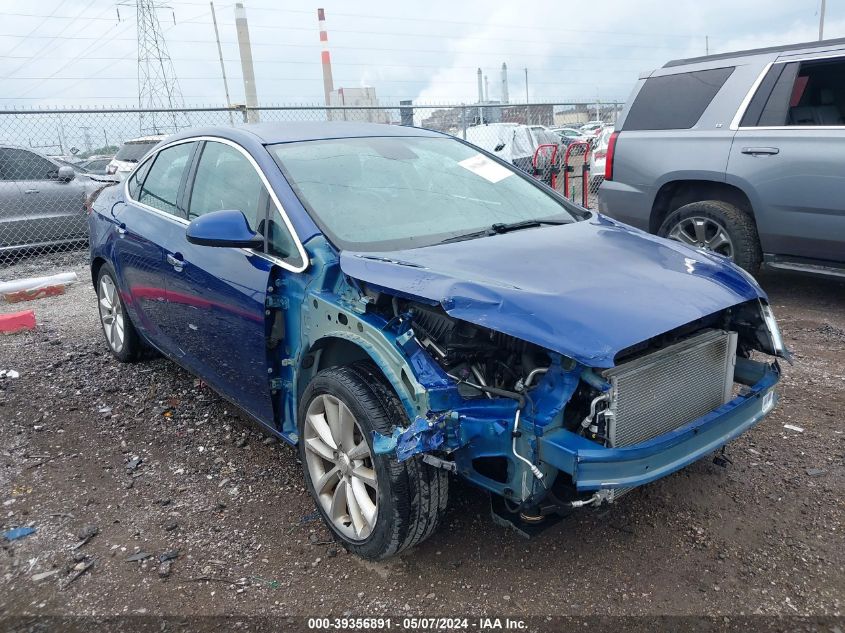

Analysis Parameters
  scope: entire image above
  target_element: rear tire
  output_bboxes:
[298,361,448,560]
[95,264,145,363]
[658,200,762,274]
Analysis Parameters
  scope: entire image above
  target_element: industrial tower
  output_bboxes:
[120,0,189,134]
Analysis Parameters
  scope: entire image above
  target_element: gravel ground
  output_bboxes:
[0,251,843,619]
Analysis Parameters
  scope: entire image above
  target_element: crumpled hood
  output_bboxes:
[340,215,766,368]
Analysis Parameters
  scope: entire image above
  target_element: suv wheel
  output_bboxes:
[298,362,448,560]
[96,265,146,362]
[658,200,762,274]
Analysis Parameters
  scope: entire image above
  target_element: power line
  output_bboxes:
[0,7,722,41]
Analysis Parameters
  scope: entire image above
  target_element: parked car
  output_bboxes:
[579,121,604,135]
[599,37,845,277]
[106,135,166,180]
[590,126,615,186]
[551,127,590,145]
[90,122,786,559]
[465,122,539,174]
[77,155,115,176]
[0,145,101,253]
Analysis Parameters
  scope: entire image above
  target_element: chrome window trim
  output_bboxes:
[731,53,845,131]
[124,135,310,274]
[729,62,773,131]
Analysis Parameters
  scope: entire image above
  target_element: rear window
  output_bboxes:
[623,67,735,131]
[116,141,158,162]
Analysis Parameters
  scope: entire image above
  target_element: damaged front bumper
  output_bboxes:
[375,359,780,502]
[538,361,780,492]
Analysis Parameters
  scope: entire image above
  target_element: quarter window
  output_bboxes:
[127,157,154,199]
[137,142,195,216]
[623,67,735,131]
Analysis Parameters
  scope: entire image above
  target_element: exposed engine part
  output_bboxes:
[511,408,545,486]
[566,493,600,508]
[404,301,548,395]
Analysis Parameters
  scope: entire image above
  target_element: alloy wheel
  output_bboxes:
[303,394,379,541]
[667,216,734,259]
[98,275,125,353]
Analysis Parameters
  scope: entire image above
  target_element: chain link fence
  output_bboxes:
[0,101,622,267]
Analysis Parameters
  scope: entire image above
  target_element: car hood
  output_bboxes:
[339,215,766,368]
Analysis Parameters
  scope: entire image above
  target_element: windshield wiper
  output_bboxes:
[438,219,568,245]
[490,219,567,234]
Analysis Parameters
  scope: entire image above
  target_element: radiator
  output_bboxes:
[603,329,738,448]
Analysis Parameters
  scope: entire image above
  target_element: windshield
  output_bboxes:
[116,141,158,162]
[270,136,578,251]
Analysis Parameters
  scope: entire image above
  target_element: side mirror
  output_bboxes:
[186,209,263,249]
[57,165,75,182]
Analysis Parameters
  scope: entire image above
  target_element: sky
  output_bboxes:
[0,0,843,108]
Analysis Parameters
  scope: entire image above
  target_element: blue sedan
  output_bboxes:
[89,122,787,559]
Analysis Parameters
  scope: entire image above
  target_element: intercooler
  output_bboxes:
[602,329,738,448]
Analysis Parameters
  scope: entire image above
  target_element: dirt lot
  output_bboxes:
[0,251,843,620]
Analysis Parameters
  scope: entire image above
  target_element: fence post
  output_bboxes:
[238,105,248,124]
[461,105,467,140]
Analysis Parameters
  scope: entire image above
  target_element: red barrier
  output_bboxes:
[562,141,592,207]
[531,143,560,190]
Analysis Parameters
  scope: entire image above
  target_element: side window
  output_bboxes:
[127,157,154,199]
[623,67,735,131]
[1,149,57,181]
[188,141,264,230]
[137,142,195,216]
[741,57,845,127]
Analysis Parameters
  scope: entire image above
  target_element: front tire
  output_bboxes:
[658,200,762,274]
[96,264,144,362]
[298,362,448,559]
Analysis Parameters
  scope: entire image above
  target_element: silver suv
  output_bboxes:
[598,37,845,277]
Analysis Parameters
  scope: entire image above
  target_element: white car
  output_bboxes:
[590,126,615,184]
[579,121,605,135]
[106,135,166,180]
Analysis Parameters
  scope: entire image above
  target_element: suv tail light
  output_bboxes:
[604,131,618,181]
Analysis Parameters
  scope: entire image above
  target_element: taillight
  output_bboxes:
[605,131,619,181]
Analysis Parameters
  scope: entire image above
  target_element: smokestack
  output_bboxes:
[501,62,509,104]
[234,2,259,122]
[476,68,483,104]
[484,75,489,102]
[318,8,334,107]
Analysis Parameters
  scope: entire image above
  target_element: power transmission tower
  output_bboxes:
[118,1,189,135]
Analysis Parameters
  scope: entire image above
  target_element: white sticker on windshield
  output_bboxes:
[458,154,514,184]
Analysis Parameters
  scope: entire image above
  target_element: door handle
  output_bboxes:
[741,147,779,156]
[24,189,40,194]
[166,253,184,270]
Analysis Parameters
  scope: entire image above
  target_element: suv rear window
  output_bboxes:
[623,67,735,131]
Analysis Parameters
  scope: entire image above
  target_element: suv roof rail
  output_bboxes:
[663,36,845,68]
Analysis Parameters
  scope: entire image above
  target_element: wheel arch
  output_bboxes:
[296,334,423,424]
[649,179,755,233]
[90,256,107,289]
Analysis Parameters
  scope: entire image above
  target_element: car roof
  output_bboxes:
[664,36,845,68]
[164,122,448,147]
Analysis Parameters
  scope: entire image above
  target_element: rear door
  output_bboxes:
[4,148,87,246]
[727,55,845,262]
[114,141,198,356]
[0,149,24,249]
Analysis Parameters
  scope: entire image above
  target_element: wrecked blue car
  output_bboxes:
[89,123,787,559]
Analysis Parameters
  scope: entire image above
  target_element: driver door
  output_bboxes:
[159,140,282,426]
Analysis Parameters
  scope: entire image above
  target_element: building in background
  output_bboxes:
[328,87,391,123]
